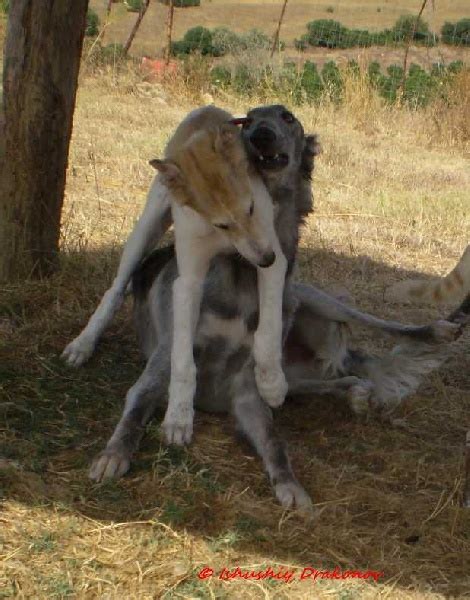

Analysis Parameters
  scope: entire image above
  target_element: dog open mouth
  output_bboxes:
[252,151,289,170]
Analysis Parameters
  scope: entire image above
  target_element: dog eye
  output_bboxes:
[249,202,254,216]
[282,111,295,123]
[214,223,230,230]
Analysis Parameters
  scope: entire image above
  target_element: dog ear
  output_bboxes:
[216,122,240,150]
[215,123,246,165]
[149,159,184,186]
[305,135,321,156]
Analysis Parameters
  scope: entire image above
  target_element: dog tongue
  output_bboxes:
[230,116,249,126]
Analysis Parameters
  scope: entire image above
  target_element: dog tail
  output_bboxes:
[385,245,470,305]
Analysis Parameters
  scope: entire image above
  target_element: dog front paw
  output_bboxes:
[274,480,315,517]
[62,335,95,367]
[89,446,131,482]
[255,365,288,408]
[162,403,194,446]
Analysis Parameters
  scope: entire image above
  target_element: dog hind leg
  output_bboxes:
[292,282,460,343]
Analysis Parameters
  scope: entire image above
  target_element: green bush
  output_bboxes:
[294,34,310,51]
[159,0,200,5]
[211,27,243,56]
[86,9,100,37]
[183,26,213,54]
[391,14,437,45]
[441,19,470,46]
[404,63,435,106]
[298,14,439,49]
[126,0,143,12]
[300,61,324,100]
[233,64,257,95]
[208,57,460,109]
[321,61,343,100]
[0,0,9,15]
[306,19,351,48]
[210,65,232,87]
[172,26,281,57]
[172,26,213,55]
[240,28,272,51]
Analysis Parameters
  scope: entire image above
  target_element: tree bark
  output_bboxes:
[0,0,89,281]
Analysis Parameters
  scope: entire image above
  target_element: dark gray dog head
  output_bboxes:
[239,104,319,188]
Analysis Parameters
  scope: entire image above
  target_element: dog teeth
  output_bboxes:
[274,154,279,159]
[259,155,265,161]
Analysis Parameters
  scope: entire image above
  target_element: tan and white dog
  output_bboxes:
[147,106,288,444]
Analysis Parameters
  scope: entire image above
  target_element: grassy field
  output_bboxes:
[92,0,470,61]
[1,5,470,599]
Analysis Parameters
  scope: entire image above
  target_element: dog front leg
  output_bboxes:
[89,339,171,482]
[62,177,172,367]
[161,236,213,445]
[254,249,288,408]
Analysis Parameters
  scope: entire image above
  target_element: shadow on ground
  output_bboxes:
[1,244,469,597]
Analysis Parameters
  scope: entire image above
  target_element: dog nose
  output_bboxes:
[258,250,276,269]
[250,126,277,151]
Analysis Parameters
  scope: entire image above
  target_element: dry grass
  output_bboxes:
[1,29,470,600]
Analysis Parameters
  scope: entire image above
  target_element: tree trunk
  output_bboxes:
[123,0,150,56]
[0,0,89,282]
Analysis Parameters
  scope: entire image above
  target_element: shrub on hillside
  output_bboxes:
[306,19,351,48]
[321,60,343,100]
[126,0,143,12]
[172,26,213,55]
[159,0,201,5]
[441,19,470,46]
[0,0,9,14]
[240,28,273,51]
[211,27,243,56]
[172,26,281,57]
[299,15,439,49]
[210,65,232,87]
[86,9,100,37]
[300,61,324,100]
[390,15,437,45]
[294,34,309,51]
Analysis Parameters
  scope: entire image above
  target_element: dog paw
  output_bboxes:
[430,320,462,343]
[162,406,194,446]
[89,447,131,482]
[62,336,95,367]
[348,379,374,417]
[255,366,288,409]
[274,480,315,517]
